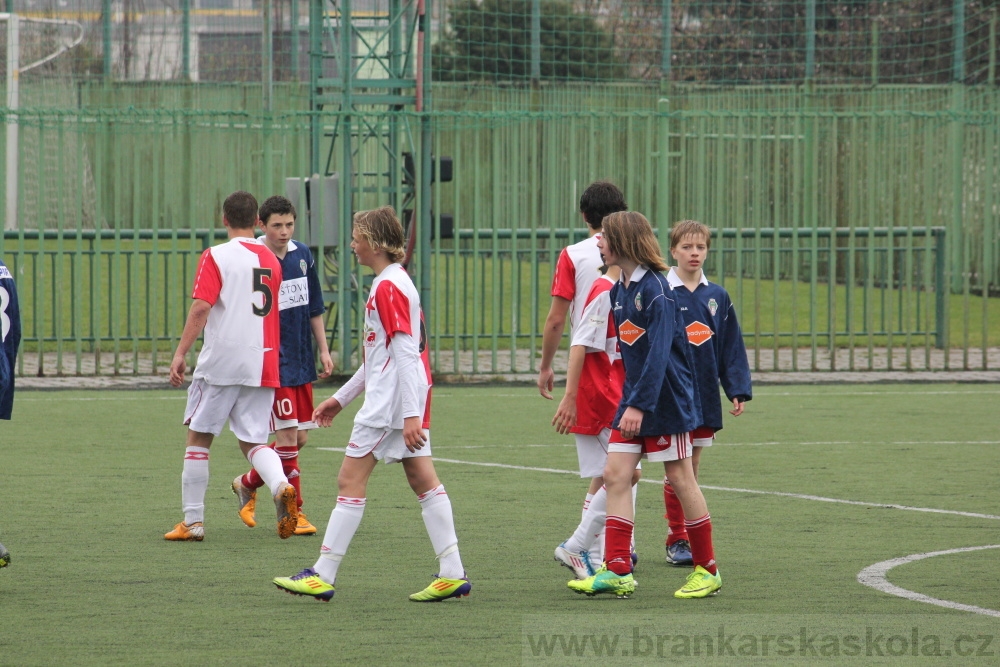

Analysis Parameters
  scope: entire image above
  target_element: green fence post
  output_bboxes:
[935,227,947,349]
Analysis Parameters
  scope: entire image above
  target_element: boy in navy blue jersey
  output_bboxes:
[0,257,21,422]
[232,196,334,536]
[661,220,752,566]
[0,257,17,569]
[568,211,721,600]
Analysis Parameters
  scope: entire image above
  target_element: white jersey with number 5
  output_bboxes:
[352,264,430,430]
[190,237,282,388]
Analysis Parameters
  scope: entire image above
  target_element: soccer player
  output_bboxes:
[1,255,20,570]
[165,191,299,542]
[568,211,721,600]
[273,206,470,602]
[1,256,21,422]
[551,261,638,579]
[231,196,334,536]
[538,181,631,571]
[662,220,751,567]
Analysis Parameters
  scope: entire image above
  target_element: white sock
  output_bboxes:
[582,492,595,521]
[630,482,638,553]
[418,485,464,579]
[565,485,607,554]
[313,497,366,584]
[181,446,210,525]
[247,444,288,496]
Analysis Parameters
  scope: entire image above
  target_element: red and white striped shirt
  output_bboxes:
[190,237,282,387]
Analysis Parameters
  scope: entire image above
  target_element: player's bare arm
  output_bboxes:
[310,314,334,378]
[619,406,644,440]
[312,396,344,426]
[552,344,585,434]
[402,415,427,451]
[169,299,212,387]
[538,296,570,399]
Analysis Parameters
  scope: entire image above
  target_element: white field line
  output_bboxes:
[318,446,1000,615]
[316,448,1000,521]
[857,546,1000,618]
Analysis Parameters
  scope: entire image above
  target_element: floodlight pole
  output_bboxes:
[4,13,19,231]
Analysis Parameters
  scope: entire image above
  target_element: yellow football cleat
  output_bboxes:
[164,521,204,541]
[409,575,472,602]
[294,512,317,535]
[567,566,636,598]
[674,565,722,599]
[273,568,335,601]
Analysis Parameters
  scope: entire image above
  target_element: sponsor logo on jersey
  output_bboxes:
[364,329,377,346]
[685,320,714,346]
[613,300,622,311]
[617,319,646,346]
[708,298,718,316]
[634,292,643,311]
[299,259,307,275]
[278,276,309,310]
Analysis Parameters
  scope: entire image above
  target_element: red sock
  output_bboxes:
[685,514,717,575]
[276,445,302,508]
[604,515,634,575]
[663,478,688,545]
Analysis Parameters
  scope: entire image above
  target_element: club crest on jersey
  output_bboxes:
[708,298,718,316]
[617,319,646,346]
[685,320,714,346]
[634,292,643,311]
[299,259,307,275]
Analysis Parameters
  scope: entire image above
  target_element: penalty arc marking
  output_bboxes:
[857,546,1000,618]
[318,448,1000,615]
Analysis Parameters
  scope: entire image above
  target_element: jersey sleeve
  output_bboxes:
[305,249,327,318]
[191,248,223,304]
[570,288,611,351]
[716,293,752,402]
[550,248,576,301]
[333,364,366,407]
[373,280,412,340]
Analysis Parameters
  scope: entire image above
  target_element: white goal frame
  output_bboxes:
[2,13,83,230]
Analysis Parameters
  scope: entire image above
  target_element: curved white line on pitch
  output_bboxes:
[857,545,1000,617]
[316,449,1000,521]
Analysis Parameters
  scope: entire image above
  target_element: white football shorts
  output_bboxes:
[183,378,274,445]
[345,423,432,464]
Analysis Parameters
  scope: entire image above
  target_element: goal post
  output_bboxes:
[2,12,83,231]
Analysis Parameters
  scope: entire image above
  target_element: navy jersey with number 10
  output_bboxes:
[266,239,327,388]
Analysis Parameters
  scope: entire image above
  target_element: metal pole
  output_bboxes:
[309,0,321,175]
[263,0,274,112]
[657,0,672,229]
[290,0,299,80]
[661,0,671,79]
[953,0,965,82]
[805,0,816,80]
[419,0,433,308]
[103,0,112,79]
[530,0,540,83]
[4,13,19,231]
[182,0,190,80]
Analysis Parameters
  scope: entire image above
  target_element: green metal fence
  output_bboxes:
[1,84,998,376]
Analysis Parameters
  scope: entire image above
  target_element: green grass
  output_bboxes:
[1,383,998,665]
